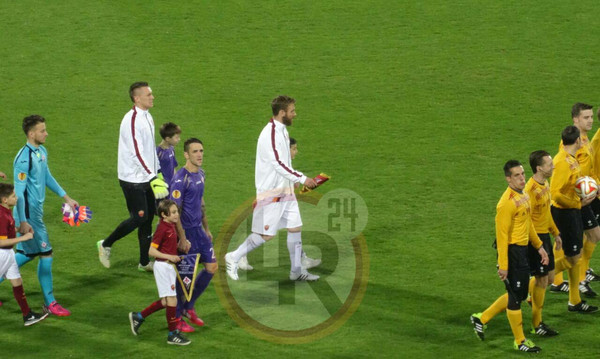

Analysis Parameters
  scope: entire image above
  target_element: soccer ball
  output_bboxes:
[575,176,598,199]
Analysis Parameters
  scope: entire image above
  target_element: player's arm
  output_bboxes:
[201,198,212,241]
[548,214,562,251]
[169,179,190,252]
[0,232,33,247]
[551,163,581,208]
[130,120,158,182]
[263,136,309,185]
[44,163,79,208]
[495,202,512,275]
[13,153,30,232]
[149,225,181,262]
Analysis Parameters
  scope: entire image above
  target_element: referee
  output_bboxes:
[97,82,169,271]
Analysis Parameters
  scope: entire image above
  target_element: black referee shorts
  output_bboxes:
[581,203,599,230]
[507,244,530,307]
[551,206,583,257]
[528,233,555,276]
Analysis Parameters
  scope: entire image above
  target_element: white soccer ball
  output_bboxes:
[575,176,598,199]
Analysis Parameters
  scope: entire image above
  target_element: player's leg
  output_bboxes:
[529,234,558,336]
[161,262,190,345]
[283,199,319,281]
[0,251,33,286]
[100,182,151,268]
[137,188,156,270]
[579,204,600,297]
[183,231,215,326]
[550,245,569,293]
[506,245,541,352]
[225,201,277,280]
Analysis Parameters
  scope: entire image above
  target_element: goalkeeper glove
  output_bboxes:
[150,173,169,199]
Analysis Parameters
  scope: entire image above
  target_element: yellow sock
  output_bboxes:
[528,277,535,299]
[554,256,572,277]
[580,238,597,280]
[506,309,525,344]
[481,293,508,323]
[531,281,546,327]
[568,261,582,305]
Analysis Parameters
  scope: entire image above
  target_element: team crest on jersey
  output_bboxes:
[172,190,181,199]
[264,225,270,230]
[171,284,175,291]
[18,173,26,181]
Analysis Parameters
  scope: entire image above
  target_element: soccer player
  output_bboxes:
[98,82,170,272]
[225,95,318,282]
[549,125,598,313]
[238,137,321,272]
[128,200,190,345]
[0,183,48,326]
[551,104,600,298]
[157,122,182,186]
[8,114,79,316]
[470,160,548,353]
[169,138,214,330]
[525,150,561,336]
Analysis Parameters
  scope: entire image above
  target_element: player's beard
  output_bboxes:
[282,115,293,126]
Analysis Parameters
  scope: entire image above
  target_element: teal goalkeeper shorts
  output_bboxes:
[16,216,52,256]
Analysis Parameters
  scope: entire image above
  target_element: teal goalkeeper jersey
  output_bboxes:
[13,143,66,223]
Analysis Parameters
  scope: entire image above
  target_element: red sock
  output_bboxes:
[141,300,164,318]
[167,306,178,331]
[13,285,30,316]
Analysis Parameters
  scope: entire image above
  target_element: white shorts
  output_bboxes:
[252,195,303,236]
[0,248,21,280]
[153,261,177,298]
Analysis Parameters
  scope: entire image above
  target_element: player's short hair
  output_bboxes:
[129,82,149,102]
[157,199,177,218]
[529,150,551,174]
[503,160,522,177]
[572,102,593,118]
[562,125,580,145]
[271,95,296,116]
[290,137,297,146]
[159,122,181,139]
[22,114,45,135]
[0,183,14,201]
[184,138,203,152]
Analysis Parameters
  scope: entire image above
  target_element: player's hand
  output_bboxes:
[582,195,595,207]
[497,269,508,280]
[554,235,562,251]
[19,232,34,242]
[150,175,169,199]
[170,255,182,263]
[303,177,317,189]
[0,171,6,179]
[19,222,34,235]
[64,195,79,209]
[538,247,549,265]
[178,239,191,254]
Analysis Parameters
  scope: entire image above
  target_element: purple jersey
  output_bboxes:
[169,167,205,229]
[157,146,178,186]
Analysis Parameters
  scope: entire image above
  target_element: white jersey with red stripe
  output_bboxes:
[117,106,160,183]
[255,118,306,199]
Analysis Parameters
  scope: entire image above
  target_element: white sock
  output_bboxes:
[287,232,302,274]
[231,233,265,262]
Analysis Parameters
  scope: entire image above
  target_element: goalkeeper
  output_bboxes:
[97,82,170,272]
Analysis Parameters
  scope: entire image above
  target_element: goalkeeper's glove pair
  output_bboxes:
[150,173,169,199]
[62,204,93,227]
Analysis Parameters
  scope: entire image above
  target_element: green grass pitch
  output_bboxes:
[1,1,600,357]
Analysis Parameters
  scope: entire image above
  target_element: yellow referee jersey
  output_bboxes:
[495,186,542,271]
[525,177,560,236]
[550,148,581,209]
[560,134,595,180]
[590,129,600,180]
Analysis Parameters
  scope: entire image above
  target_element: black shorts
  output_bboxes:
[551,206,583,257]
[507,245,530,303]
[528,233,555,276]
[581,203,599,230]
[119,180,156,219]
[591,198,600,222]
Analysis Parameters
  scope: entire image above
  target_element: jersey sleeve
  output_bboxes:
[264,134,306,184]
[13,151,29,223]
[151,223,166,249]
[169,174,185,208]
[131,118,156,181]
[551,161,580,208]
[528,220,543,249]
[495,201,513,271]
[44,152,67,198]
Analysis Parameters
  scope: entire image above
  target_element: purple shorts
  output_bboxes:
[184,226,215,263]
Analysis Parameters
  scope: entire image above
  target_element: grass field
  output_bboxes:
[1,1,600,358]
